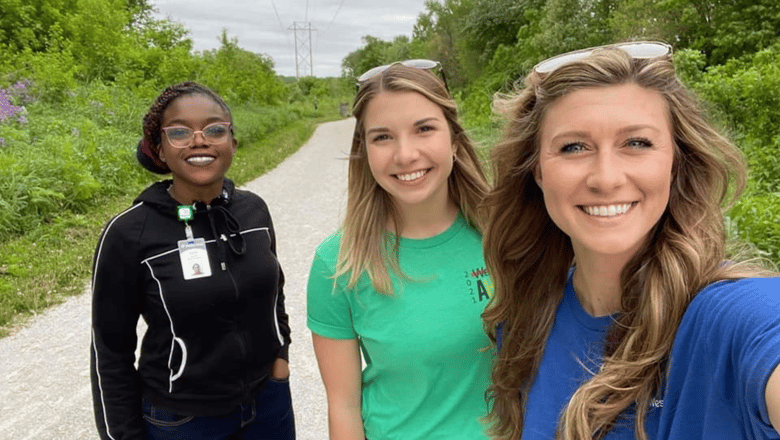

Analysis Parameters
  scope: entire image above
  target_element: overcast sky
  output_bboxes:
[151,0,429,78]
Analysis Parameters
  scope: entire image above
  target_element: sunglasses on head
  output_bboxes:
[355,59,449,92]
[533,41,673,74]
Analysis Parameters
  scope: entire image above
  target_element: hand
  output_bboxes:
[271,358,289,380]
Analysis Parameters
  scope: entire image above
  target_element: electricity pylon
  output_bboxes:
[289,22,315,77]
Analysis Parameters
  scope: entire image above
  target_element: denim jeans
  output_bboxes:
[142,378,295,439]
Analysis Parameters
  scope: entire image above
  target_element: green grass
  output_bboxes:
[0,112,342,337]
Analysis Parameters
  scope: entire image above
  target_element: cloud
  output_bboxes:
[381,14,417,22]
[151,0,429,78]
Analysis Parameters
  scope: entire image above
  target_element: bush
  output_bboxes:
[728,193,780,265]
[692,43,780,195]
[232,105,302,146]
[0,80,150,240]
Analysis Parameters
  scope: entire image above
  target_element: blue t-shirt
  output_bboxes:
[507,272,780,439]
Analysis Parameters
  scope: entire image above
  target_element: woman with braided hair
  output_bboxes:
[90,81,295,439]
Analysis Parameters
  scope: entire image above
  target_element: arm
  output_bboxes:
[312,333,364,440]
[274,265,291,361]
[767,364,780,433]
[90,211,145,439]
[267,208,291,361]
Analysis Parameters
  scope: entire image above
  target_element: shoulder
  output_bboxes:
[94,202,149,268]
[111,181,173,234]
[229,188,275,232]
[688,277,780,317]
[681,277,780,342]
[100,201,148,240]
[313,231,343,264]
[232,188,270,212]
[99,181,174,247]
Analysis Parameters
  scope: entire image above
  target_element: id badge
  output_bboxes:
[178,238,212,280]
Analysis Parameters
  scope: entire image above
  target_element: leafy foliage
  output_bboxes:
[462,0,527,65]
[690,43,780,196]
[197,30,287,106]
[729,195,780,264]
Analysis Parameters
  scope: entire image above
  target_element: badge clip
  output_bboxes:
[177,205,195,240]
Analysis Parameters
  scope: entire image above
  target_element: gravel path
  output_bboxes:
[0,118,355,439]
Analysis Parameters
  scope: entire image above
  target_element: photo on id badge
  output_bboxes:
[179,238,212,280]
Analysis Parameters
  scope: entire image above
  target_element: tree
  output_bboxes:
[411,0,477,87]
[463,0,528,65]
[688,0,780,65]
[0,0,79,52]
[613,0,780,66]
[341,36,392,79]
[197,29,286,106]
[529,0,613,60]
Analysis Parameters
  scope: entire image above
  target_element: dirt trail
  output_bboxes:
[0,118,354,439]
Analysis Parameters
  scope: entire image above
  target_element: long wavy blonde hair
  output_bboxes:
[337,65,489,294]
[482,46,773,439]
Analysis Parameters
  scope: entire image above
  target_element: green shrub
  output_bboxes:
[691,43,780,195]
[728,193,780,266]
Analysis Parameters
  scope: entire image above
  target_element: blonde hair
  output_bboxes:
[338,65,489,294]
[482,46,773,439]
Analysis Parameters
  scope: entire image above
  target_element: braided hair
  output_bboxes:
[140,82,233,172]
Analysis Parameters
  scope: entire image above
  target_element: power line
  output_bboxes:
[269,0,286,32]
[327,0,348,29]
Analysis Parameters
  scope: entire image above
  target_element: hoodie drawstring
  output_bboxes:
[202,203,246,271]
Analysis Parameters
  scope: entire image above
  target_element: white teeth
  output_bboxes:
[396,170,427,181]
[583,203,633,217]
[186,156,215,164]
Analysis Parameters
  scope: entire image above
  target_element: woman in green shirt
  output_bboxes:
[306,61,492,439]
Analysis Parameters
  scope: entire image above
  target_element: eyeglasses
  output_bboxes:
[162,122,232,148]
[356,59,449,92]
[533,41,673,74]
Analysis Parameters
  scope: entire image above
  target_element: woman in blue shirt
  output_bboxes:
[481,42,780,439]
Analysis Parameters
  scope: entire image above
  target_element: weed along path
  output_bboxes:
[0,118,354,439]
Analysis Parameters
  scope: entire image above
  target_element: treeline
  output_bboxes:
[0,0,287,104]
[341,0,780,264]
[0,0,349,242]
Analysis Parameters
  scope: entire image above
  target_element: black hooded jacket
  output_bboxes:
[90,179,290,439]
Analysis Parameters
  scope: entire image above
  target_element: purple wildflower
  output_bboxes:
[7,80,34,105]
[0,89,23,122]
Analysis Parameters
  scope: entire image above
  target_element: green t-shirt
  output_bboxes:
[306,214,494,439]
